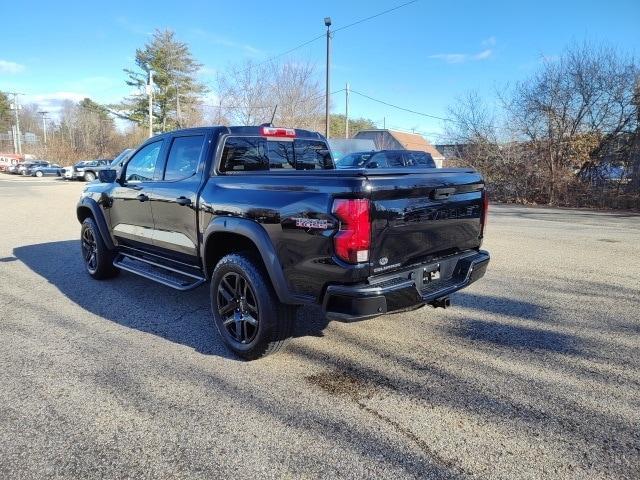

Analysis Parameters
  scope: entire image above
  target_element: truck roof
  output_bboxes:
[152,125,326,141]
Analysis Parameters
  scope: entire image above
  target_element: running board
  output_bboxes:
[113,253,206,291]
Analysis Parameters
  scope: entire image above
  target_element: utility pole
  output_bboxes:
[383,117,386,129]
[345,83,349,139]
[38,111,49,145]
[175,84,181,128]
[9,92,22,154]
[146,69,154,138]
[324,17,332,139]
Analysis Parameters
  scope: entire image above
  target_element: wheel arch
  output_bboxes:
[202,217,310,305]
[76,197,115,250]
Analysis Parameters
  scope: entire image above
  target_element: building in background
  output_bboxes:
[354,129,445,167]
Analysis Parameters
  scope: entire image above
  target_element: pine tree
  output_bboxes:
[0,92,11,132]
[121,29,206,132]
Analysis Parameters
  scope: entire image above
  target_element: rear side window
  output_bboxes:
[220,137,333,172]
[164,135,205,180]
[405,152,435,168]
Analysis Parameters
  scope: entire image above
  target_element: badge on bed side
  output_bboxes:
[294,218,330,229]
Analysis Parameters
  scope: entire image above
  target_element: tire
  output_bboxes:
[84,171,96,182]
[80,217,119,280]
[35,170,44,177]
[210,253,296,360]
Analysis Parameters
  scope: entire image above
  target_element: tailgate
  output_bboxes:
[366,168,485,274]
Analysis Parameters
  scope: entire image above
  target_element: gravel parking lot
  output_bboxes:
[1,175,639,479]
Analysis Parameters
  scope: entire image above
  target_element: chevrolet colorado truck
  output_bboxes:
[77,125,490,359]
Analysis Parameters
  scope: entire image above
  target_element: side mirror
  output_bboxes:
[97,169,117,183]
[367,161,379,169]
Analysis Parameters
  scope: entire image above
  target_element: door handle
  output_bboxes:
[176,196,192,206]
[136,193,149,202]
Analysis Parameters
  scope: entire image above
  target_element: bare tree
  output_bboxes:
[216,60,324,129]
[503,42,639,203]
[216,61,270,125]
[373,132,396,150]
[446,42,639,208]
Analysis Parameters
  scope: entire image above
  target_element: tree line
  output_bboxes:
[1,28,374,163]
[2,32,638,209]
[445,42,640,209]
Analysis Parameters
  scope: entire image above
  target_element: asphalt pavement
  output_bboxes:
[1,175,639,479]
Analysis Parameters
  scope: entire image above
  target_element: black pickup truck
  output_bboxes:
[77,125,489,359]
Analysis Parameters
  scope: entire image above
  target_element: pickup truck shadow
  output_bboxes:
[451,292,579,353]
[13,241,330,359]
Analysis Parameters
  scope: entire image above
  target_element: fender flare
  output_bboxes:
[202,217,311,305]
[76,197,115,250]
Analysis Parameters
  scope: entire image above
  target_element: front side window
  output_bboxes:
[164,135,205,180]
[125,141,163,182]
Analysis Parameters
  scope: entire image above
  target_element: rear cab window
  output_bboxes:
[219,136,333,172]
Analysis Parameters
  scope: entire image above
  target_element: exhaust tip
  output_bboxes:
[430,297,451,309]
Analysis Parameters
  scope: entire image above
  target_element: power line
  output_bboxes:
[332,0,420,33]
[205,0,421,83]
[251,34,326,71]
[203,88,346,110]
[349,88,454,122]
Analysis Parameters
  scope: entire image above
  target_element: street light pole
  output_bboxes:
[10,93,22,154]
[38,111,49,145]
[147,69,154,138]
[345,83,349,139]
[324,17,332,139]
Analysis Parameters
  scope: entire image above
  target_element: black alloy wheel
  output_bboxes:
[216,272,259,344]
[80,217,119,279]
[81,225,98,274]
[210,253,296,359]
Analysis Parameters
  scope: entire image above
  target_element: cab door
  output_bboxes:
[109,139,166,251]
[148,132,207,265]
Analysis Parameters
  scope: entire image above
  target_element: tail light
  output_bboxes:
[260,126,296,138]
[332,198,371,263]
[480,191,489,236]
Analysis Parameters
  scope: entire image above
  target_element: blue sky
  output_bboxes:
[2,0,639,141]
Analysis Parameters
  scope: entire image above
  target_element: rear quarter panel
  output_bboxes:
[199,172,371,299]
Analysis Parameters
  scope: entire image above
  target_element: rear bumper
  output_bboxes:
[322,250,490,322]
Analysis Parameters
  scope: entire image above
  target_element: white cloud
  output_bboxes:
[190,28,261,56]
[429,39,495,64]
[482,36,496,47]
[115,16,152,36]
[22,92,88,114]
[474,49,493,60]
[428,53,468,64]
[198,66,217,77]
[0,60,25,74]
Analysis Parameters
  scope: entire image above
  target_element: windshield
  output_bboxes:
[336,152,373,168]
